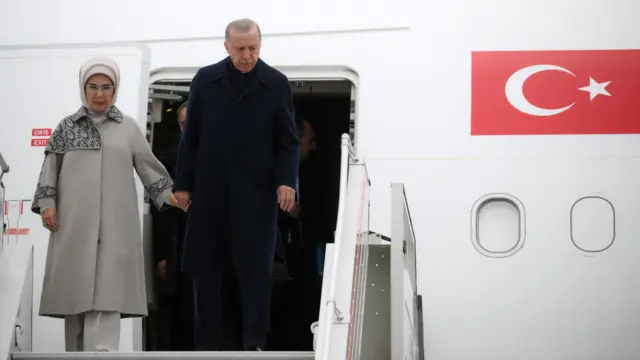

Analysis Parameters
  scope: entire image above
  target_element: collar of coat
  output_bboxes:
[208,57,268,83]
[69,105,124,123]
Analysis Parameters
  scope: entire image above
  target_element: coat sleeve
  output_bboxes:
[132,125,174,210]
[273,80,300,189]
[31,153,63,215]
[174,70,202,193]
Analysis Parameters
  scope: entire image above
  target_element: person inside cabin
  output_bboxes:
[153,101,194,351]
[172,18,299,351]
[269,118,317,350]
[31,57,182,352]
[279,119,317,279]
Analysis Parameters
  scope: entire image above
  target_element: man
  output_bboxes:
[299,120,317,162]
[153,101,194,351]
[174,18,299,351]
[288,119,317,218]
[279,120,316,276]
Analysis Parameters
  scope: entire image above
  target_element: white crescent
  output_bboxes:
[504,64,575,116]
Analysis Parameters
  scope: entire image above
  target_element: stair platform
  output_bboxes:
[12,351,315,360]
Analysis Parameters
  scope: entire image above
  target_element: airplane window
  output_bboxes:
[570,196,615,253]
[471,194,525,258]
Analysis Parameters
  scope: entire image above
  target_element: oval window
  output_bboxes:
[471,193,526,258]
[570,196,615,253]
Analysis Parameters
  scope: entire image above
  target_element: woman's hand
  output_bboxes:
[41,208,58,232]
[169,192,190,212]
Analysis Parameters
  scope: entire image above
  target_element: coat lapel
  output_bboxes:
[218,58,264,102]
[220,77,234,100]
[236,76,260,102]
[236,59,264,102]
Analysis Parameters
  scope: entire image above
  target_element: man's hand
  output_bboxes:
[174,191,191,212]
[277,185,296,212]
[157,259,167,280]
[288,201,301,219]
[41,208,58,232]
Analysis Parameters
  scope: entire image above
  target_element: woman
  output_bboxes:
[31,57,180,352]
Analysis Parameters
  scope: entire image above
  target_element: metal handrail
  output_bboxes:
[0,152,9,181]
[319,133,356,360]
[0,152,8,254]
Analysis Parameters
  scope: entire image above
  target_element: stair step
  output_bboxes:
[12,351,315,360]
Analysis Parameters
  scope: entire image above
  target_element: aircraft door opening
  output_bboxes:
[144,67,359,352]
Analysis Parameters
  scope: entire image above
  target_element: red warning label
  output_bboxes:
[31,138,49,147]
[32,128,52,137]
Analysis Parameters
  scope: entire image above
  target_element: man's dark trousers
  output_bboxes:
[191,192,278,350]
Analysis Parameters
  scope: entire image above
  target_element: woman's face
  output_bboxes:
[85,74,114,113]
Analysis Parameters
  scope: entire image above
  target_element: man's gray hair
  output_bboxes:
[225,18,262,41]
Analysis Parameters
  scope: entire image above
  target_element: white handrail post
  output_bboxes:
[0,152,9,254]
[318,134,354,360]
[0,152,9,177]
[390,183,406,360]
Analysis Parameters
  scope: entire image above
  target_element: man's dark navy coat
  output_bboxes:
[173,56,299,349]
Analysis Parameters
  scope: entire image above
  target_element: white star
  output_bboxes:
[578,77,611,101]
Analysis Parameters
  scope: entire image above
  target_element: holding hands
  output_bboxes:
[170,191,191,212]
[43,192,189,233]
[169,187,295,212]
[43,191,191,232]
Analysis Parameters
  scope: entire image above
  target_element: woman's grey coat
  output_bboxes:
[31,105,173,318]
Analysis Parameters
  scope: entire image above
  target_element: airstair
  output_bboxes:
[0,134,424,360]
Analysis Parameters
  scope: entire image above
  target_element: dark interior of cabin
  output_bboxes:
[146,83,351,351]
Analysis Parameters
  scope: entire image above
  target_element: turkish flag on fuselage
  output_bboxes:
[470,49,640,135]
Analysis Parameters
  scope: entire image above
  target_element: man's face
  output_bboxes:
[300,121,317,162]
[177,107,187,133]
[224,26,261,73]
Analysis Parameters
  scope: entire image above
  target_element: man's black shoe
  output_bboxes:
[244,346,263,351]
